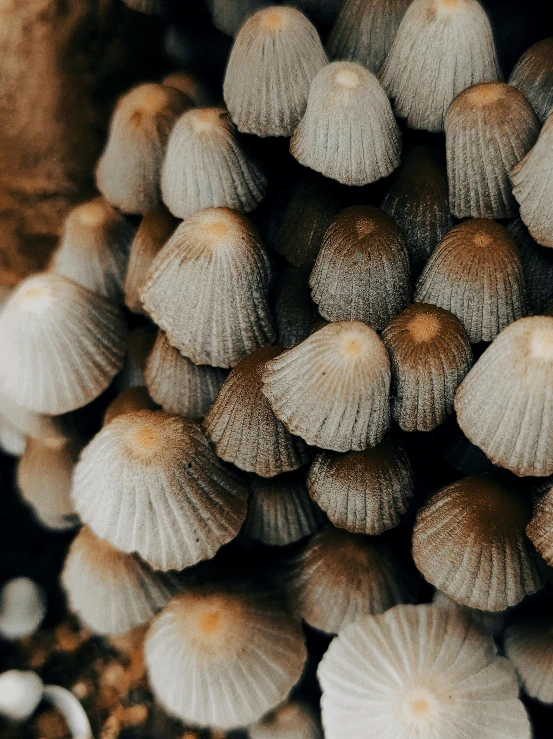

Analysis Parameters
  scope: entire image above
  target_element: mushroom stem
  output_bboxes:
[42,685,93,739]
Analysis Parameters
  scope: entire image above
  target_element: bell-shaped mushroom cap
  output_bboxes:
[0,670,43,722]
[508,218,553,313]
[119,325,157,389]
[446,83,540,219]
[328,0,411,74]
[162,70,213,108]
[262,321,391,452]
[381,145,453,277]
[309,206,410,329]
[71,410,249,571]
[415,219,527,343]
[291,62,401,186]
[504,608,553,703]
[223,6,327,137]
[0,578,46,640]
[527,486,553,566]
[210,0,271,37]
[511,112,553,248]
[122,0,161,13]
[455,316,553,476]
[412,474,543,611]
[273,267,319,349]
[144,584,307,729]
[124,209,178,315]
[509,38,553,122]
[432,589,506,638]
[249,700,322,739]
[142,208,275,368]
[382,303,473,432]
[205,346,313,477]
[62,527,179,636]
[17,437,80,531]
[243,472,325,545]
[380,0,500,132]
[285,526,410,634]
[50,198,136,302]
[317,604,531,739]
[145,330,227,420]
[274,172,341,271]
[307,437,413,535]
[104,387,158,426]
[161,108,267,219]
[0,273,128,414]
[96,83,191,214]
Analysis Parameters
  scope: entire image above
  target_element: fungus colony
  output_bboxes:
[2,0,553,737]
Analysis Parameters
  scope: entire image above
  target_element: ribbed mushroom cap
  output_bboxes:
[511,112,553,248]
[527,485,553,566]
[124,209,178,315]
[318,604,531,739]
[119,325,157,389]
[250,700,322,739]
[455,316,553,476]
[62,527,179,636]
[310,206,410,330]
[50,198,136,302]
[223,6,327,137]
[122,0,161,13]
[509,38,553,123]
[162,71,213,108]
[274,172,341,271]
[291,62,400,186]
[382,303,473,432]
[96,83,191,214]
[307,437,413,535]
[17,437,80,531]
[286,526,410,634]
[432,589,506,638]
[446,83,540,219]
[262,321,391,452]
[210,0,271,36]
[415,219,527,343]
[145,330,227,420]
[161,107,267,219]
[204,346,312,477]
[0,273,128,415]
[412,475,543,611]
[328,0,411,74]
[142,207,275,368]
[380,0,500,132]
[381,146,452,277]
[104,387,158,426]
[508,218,553,313]
[504,609,553,703]
[71,410,249,571]
[145,585,307,729]
[243,472,325,545]
[273,267,319,349]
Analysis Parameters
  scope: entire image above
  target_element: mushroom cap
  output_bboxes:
[262,321,391,452]
[446,82,540,219]
[0,670,44,722]
[504,608,553,703]
[71,410,249,571]
[318,603,531,739]
[62,527,180,635]
[415,219,527,343]
[0,273,128,414]
[380,0,500,132]
[0,578,46,640]
[142,207,275,368]
[249,700,322,739]
[309,206,410,330]
[307,437,413,535]
[509,38,553,123]
[204,346,313,477]
[412,474,543,611]
[286,526,410,634]
[508,217,553,313]
[454,316,553,476]
[382,303,473,431]
[223,6,327,137]
[145,585,307,729]
[291,61,401,186]
[526,485,553,566]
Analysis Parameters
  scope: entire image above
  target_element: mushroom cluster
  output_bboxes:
[2,0,553,737]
